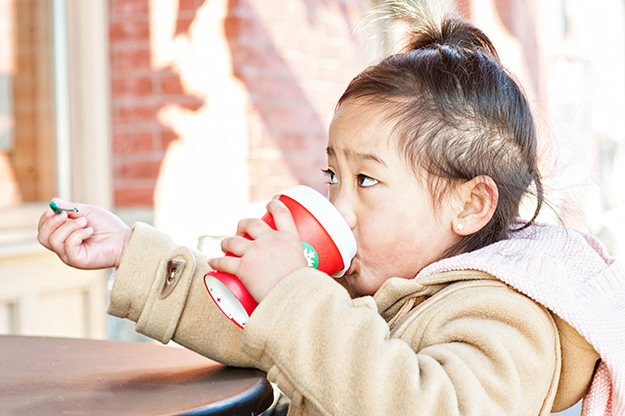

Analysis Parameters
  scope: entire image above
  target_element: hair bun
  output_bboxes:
[383,1,499,58]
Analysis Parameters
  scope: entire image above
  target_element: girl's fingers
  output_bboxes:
[37,211,69,250]
[37,208,56,231]
[235,200,297,239]
[235,218,272,240]
[38,199,84,244]
[208,255,240,276]
[220,235,252,256]
[47,216,88,257]
[64,227,94,265]
[266,199,298,234]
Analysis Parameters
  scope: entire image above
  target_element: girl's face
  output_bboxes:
[326,100,461,296]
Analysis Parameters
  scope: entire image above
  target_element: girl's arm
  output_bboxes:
[240,270,560,415]
[37,200,254,366]
[107,222,257,368]
[103,203,559,414]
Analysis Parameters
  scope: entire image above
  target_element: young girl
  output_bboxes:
[37,7,623,416]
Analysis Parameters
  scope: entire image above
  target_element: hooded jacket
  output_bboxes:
[107,222,623,415]
[417,221,625,415]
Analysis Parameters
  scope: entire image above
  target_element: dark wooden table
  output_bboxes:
[0,335,274,416]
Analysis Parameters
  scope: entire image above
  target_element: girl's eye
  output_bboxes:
[358,174,378,187]
[322,169,338,185]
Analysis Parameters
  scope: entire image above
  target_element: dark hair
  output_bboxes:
[337,9,543,257]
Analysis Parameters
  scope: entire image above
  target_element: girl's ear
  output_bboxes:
[452,175,498,236]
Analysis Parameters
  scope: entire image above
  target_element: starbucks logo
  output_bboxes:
[301,241,319,269]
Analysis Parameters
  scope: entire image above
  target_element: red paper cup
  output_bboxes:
[204,186,356,329]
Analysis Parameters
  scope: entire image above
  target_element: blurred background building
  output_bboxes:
[0,2,623,412]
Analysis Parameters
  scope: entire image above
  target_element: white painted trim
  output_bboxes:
[65,0,113,209]
[52,0,72,200]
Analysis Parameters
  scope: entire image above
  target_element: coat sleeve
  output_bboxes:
[107,222,257,368]
[240,270,561,416]
[107,223,560,415]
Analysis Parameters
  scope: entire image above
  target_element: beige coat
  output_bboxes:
[108,223,599,415]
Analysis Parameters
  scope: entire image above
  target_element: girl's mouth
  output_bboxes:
[345,257,358,277]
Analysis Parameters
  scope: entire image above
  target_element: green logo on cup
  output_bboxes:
[301,241,319,269]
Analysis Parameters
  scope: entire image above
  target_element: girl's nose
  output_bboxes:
[330,189,356,230]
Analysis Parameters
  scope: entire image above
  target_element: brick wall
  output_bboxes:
[108,0,369,214]
[109,0,203,209]
[228,0,369,201]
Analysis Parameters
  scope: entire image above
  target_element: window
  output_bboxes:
[0,0,111,253]
[1,0,57,207]
[0,1,111,339]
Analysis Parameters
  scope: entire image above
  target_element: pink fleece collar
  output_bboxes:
[417,222,625,415]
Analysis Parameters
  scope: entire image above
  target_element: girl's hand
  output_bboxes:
[209,199,308,303]
[37,198,132,270]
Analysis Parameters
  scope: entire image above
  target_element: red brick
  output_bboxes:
[114,0,149,16]
[118,158,162,180]
[226,0,246,11]
[108,0,370,211]
[111,48,151,72]
[224,16,247,38]
[230,46,267,70]
[114,186,154,208]
[160,72,186,96]
[115,104,159,125]
[111,75,153,98]
[113,131,154,154]
[159,129,180,151]
[172,96,204,112]
[178,0,202,11]
[157,70,204,112]
[174,16,196,36]
[109,20,150,43]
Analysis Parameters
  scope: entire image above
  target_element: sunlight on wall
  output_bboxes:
[150,0,256,248]
[145,0,625,263]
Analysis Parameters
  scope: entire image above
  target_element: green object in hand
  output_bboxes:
[49,201,79,214]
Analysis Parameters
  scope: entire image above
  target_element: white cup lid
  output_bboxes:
[280,186,357,277]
